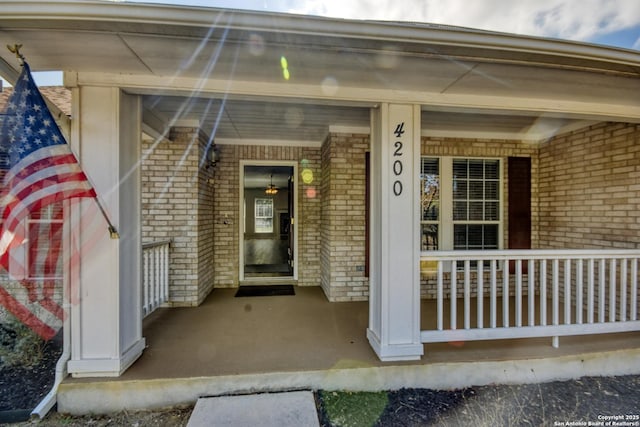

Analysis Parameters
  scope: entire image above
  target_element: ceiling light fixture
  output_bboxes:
[265,174,278,195]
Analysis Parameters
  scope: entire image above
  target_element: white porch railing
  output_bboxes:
[142,240,171,317]
[420,249,640,347]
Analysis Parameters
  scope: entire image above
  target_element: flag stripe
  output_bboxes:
[3,178,95,231]
[0,286,57,340]
[3,144,72,184]
[4,153,88,199]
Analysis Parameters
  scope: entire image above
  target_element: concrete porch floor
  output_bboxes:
[58,286,640,414]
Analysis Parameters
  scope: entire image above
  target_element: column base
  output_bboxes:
[68,338,146,378]
[367,328,423,361]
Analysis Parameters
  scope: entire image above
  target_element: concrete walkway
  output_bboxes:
[187,391,319,427]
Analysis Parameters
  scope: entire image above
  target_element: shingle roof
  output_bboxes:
[0,86,71,117]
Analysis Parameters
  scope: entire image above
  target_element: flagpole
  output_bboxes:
[5,44,119,239]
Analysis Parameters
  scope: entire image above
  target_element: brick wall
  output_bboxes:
[321,133,369,301]
[141,127,214,306]
[212,144,322,288]
[539,122,640,316]
[140,123,640,306]
[197,134,215,303]
[539,122,640,249]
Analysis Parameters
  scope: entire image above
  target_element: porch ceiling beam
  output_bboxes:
[69,71,640,123]
[142,107,169,140]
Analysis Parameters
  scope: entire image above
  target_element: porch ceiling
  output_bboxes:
[2,1,640,143]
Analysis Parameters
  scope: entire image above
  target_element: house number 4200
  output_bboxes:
[392,122,405,196]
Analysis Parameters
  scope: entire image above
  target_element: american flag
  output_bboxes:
[0,62,96,339]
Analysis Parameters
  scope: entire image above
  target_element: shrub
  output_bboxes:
[0,314,46,368]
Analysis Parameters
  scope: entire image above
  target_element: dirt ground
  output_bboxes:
[2,375,639,426]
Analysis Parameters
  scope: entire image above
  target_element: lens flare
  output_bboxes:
[301,168,314,184]
[248,33,265,56]
[321,76,339,96]
[284,107,304,128]
[306,186,317,199]
[280,55,290,80]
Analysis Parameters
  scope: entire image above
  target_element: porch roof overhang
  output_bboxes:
[1,0,640,143]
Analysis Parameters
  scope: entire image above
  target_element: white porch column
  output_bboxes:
[66,86,145,377]
[367,103,423,361]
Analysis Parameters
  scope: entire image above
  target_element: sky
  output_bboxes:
[5,0,640,86]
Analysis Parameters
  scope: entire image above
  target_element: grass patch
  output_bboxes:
[319,390,388,427]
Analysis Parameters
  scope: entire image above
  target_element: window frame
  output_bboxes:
[420,156,503,252]
[254,197,274,234]
[1,204,65,280]
[420,157,440,251]
[26,203,64,280]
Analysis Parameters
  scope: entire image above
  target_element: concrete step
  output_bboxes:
[187,391,319,427]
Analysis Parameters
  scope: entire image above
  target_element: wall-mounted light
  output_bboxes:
[206,144,220,169]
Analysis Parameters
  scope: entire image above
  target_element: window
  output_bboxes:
[27,202,64,279]
[452,159,500,250]
[420,157,501,251]
[420,158,439,251]
[0,202,64,279]
[254,198,274,233]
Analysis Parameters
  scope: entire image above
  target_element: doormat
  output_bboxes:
[235,285,295,297]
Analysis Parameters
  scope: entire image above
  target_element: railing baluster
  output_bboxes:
[151,248,157,311]
[503,259,510,328]
[477,261,484,329]
[621,258,627,322]
[464,260,471,329]
[540,259,547,326]
[143,250,150,316]
[516,259,522,327]
[490,259,497,328]
[632,258,638,321]
[564,259,571,325]
[437,261,443,331]
[156,248,162,310]
[576,259,583,324]
[451,261,457,330]
[162,244,169,304]
[609,259,617,323]
[599,259,606,323]
[528,259,535,327]
[552,259,559,326]
[588,259,595,323]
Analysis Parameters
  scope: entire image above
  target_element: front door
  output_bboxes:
[241,163,296,280]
